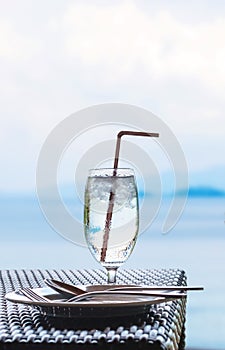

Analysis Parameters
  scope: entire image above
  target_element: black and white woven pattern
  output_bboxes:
[0,269,187,350]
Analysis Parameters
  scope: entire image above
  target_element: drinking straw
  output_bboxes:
[100,131,159,262]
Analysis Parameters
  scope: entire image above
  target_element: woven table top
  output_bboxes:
[0,268,187,350]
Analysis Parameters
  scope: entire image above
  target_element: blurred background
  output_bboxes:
[0,1,225,349]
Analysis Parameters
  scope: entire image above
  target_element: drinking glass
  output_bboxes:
[84,168,139,283]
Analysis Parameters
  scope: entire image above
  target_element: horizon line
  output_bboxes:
[1,185,225,198]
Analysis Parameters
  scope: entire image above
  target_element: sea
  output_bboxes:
[0,193,225,349]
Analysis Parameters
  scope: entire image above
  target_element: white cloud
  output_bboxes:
[0,19,41,60]
[61,2,225,91]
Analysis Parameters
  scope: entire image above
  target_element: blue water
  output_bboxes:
[0,194,225,349]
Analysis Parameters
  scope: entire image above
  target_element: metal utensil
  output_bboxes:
[44,279,86,296]
[44,278,203,297]
[67,290,187,303]
[18,287,49,302]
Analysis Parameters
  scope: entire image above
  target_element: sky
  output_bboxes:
[0,0,225,193]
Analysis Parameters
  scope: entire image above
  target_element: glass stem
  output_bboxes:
[107,268,118,284]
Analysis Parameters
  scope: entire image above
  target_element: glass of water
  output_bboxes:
[84,168,139,283]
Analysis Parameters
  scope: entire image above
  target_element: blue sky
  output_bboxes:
[0,0,225,192]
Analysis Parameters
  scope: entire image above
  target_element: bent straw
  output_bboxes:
[100,131,159,262]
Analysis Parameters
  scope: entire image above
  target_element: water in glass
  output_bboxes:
[84,168,139,283]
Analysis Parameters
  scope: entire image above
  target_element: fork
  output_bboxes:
[67,290,187,303]
[18,287,186,303]
[18,287,49,302]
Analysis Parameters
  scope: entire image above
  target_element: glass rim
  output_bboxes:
[87,167,135,177]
